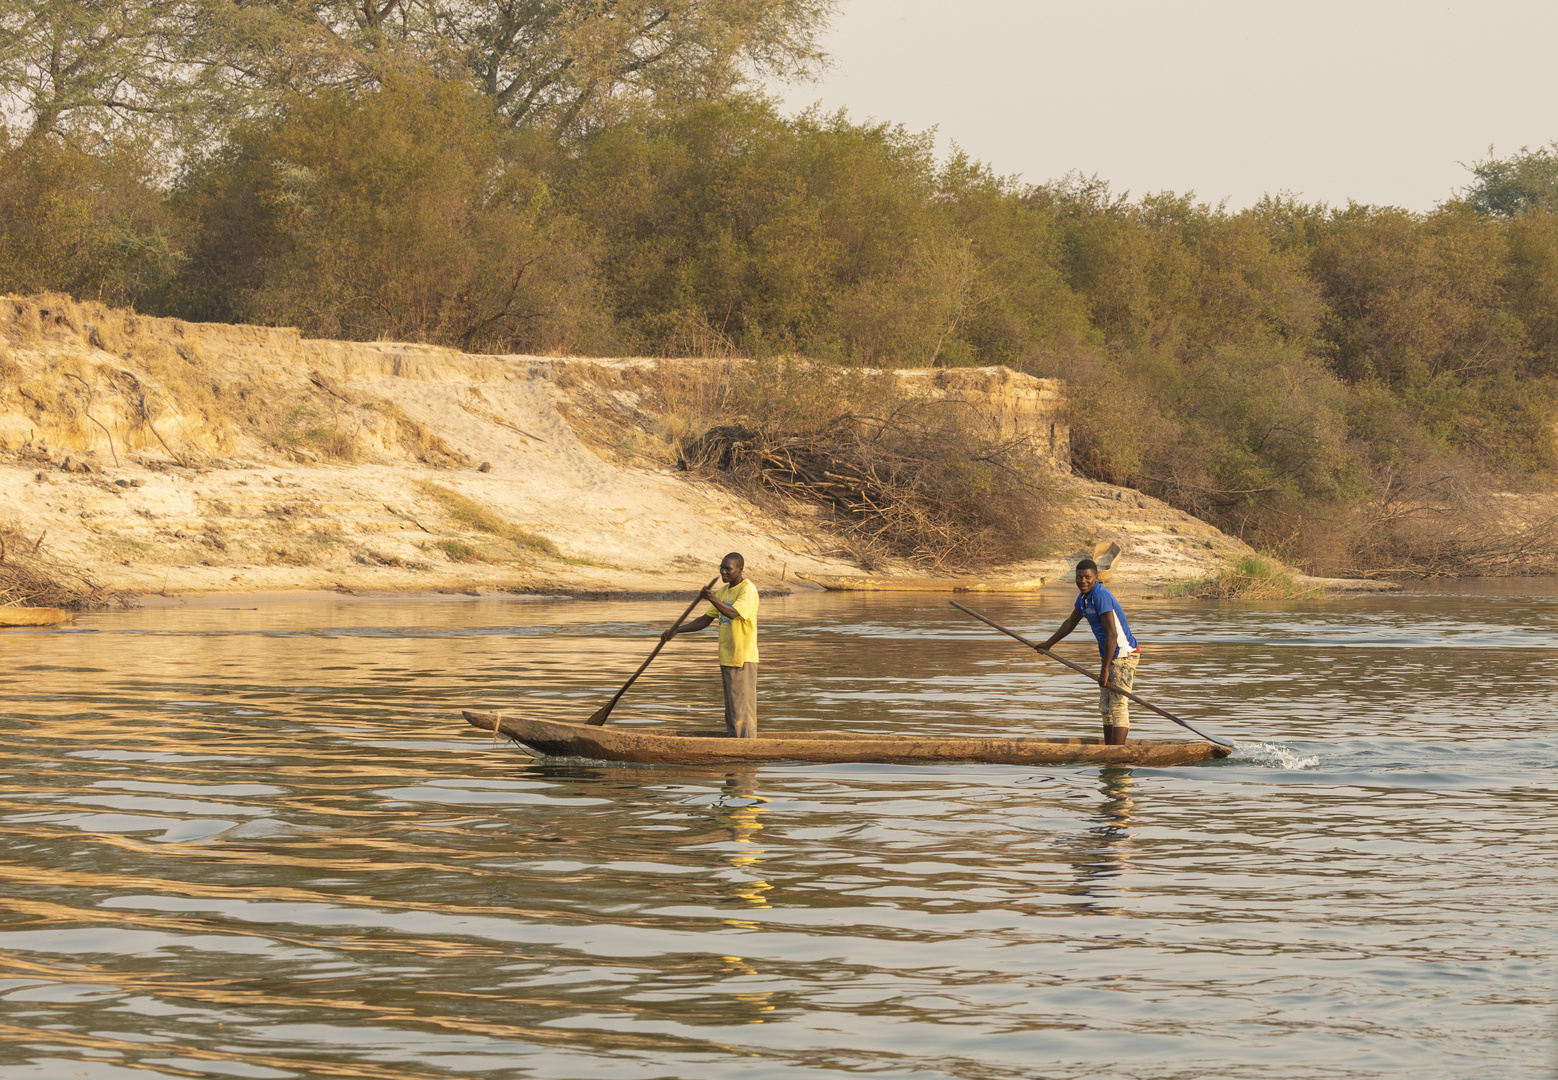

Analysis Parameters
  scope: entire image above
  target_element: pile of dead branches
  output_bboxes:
[1348,496,1558,578]
[684,406,1057,571]
[0,525,127,609]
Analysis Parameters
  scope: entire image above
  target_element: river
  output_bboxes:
[1,582,1554,1079]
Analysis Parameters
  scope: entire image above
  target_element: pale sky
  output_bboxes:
[773,0,1558,210]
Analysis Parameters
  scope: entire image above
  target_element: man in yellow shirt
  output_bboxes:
[663,552,759,737]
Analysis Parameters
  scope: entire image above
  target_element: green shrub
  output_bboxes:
[438,539,485,563]
[1167,554,1319,600]
[0,136,180,307]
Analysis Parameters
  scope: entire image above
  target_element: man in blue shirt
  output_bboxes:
[1037,558,1140,745]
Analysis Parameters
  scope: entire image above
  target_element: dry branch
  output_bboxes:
[685,408,1057,571]
[0,523,128,610]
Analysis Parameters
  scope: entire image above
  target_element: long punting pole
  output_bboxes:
[586,577,721,727]
[948,600,1234,748]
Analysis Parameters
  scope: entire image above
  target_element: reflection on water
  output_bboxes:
[1070,768,1138,912]
[718,768,773,914]
[714,769,777,1025]
[0,584,1555,1079]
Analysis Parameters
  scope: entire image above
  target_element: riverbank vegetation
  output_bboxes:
[3,1,1556,576]
[417,481,561,558]
[685,362,1060,570]
[544,358,1060,570]
[1166,554,1319,601]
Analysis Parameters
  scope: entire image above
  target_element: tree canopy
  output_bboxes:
[0,0,835,146]
[1460,142,1558,217]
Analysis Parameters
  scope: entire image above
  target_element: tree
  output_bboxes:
[175,77,599,353]
[935,151,1096,366]
[0,0,198,143]
[1033,177,1322,360]
[432,0,834,135]
[0,132,178,304]
[561,97,944,357]
[1307,203,1517,387]
[1461,142,1558,217]
[1505,210,1558,377]
[2,1,835,149]
[188,0,441,117]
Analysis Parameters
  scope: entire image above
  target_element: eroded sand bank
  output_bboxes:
[0,293,1337,602]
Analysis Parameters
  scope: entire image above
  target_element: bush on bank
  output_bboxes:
[1166,554,1320,601]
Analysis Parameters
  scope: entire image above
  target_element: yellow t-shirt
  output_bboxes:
[706,578,759,667]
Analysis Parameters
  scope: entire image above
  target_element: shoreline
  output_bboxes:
[110,567,1558,610]
[87,574,1413,611]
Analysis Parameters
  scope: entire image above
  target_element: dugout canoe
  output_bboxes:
[463,711,1231,767]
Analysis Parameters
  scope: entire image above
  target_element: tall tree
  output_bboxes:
[1,0,834,146]
[175,77,598,352]
[429,0,834,135]
[1461,142,1558,218]
[0,0,199,142]
[2,0,833,148]
[190,0,435,108]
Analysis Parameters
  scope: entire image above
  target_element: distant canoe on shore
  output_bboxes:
[463,711,1230,767]
[0,607,74,627]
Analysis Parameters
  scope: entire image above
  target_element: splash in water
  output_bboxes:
[1230,741,1321,769]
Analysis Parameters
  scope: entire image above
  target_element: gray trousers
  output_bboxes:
[720,662,758,739]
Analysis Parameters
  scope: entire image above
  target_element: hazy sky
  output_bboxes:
[772,0,1558,210]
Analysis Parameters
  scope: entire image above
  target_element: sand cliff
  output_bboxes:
[0,293,1258,601]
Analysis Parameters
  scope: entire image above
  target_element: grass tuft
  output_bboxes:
[437,538,486,563]
[1166,553,1320,600]
[416,481,561,557]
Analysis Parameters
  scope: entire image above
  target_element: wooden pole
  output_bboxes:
[585,577,721,726]
[948,600,1233,748]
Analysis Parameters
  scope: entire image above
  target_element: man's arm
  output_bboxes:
[1039,609,1083,651]
[700,583,744,622]
[663,614,714,641]
[1100,613,1119,687]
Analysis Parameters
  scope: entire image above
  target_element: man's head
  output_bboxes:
[720,552,745,584]
[1074,558,1099,594]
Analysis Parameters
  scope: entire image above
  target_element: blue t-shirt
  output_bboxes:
[1074,583,1139,660]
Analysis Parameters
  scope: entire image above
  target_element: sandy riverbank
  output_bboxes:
[1,292,1379,604]
[2,448,1276,602]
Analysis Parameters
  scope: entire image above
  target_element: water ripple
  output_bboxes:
[1,586,1554,1079]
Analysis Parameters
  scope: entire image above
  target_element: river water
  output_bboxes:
[0,583,1554,1079]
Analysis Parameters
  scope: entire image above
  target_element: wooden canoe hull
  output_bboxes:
[463,711,1231,767]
